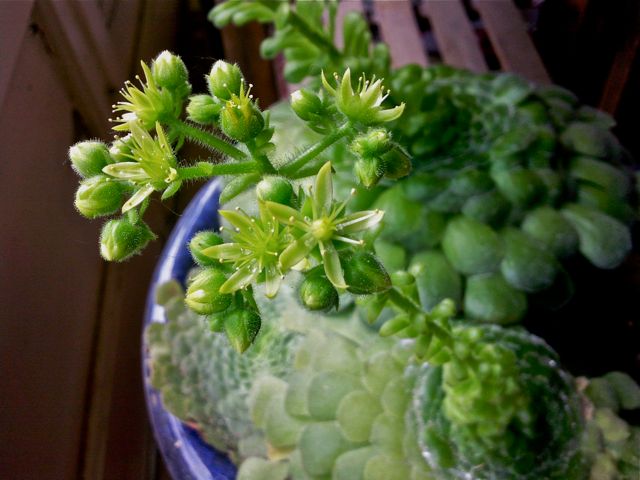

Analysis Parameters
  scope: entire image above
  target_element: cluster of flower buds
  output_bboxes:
[350,128,412,187]
[185,230,261,353]
[186,60,266,143]
[113,51,191,131]
[69,138,156,261]
[185,162,391,328]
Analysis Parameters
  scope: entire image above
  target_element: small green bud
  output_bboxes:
[354,157,383,188]
[109,135,134,163]
[224,308,261,354]
[431,298,456,319]
[99,217,156,262]
[381,146,412,180]
[207,60,243,100]
[185,268,232,315]
[220,99,264,142]
[69,141,111,178]
[151,51,189,90]
[74,176,124,218]
[186,94,222,124]
[342,251,391,295]
[256,177,294,206]
[299,274,339,311]
[189,230,224,266]
[350,128,393,159]
[290,88,323,121]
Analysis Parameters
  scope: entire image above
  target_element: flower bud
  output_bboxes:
[151,51,189,90]
[299,274,339,311]
[186,95,222,124]
[256,177,294,206]
[224,308,261,354]
[74,176,124,218]
[220,100,264,142]
[290,88,323,121]
[189,230,224,267]
[382,145,412,180]
[109,135,134,163]
[350,128,393,159]
[185,268,232,315]
[342,251,391,295]
[207,60,243,100]
[354,157,383,188]
[99,217,156,262]
[69,141,112,178]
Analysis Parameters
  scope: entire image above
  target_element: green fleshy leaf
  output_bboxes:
[224,308,261,354]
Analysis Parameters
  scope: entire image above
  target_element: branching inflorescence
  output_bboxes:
[69,46,567,475]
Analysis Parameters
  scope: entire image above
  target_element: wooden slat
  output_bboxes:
[106,0,145,73]
[599,31,639,114]
[81,2,181,479]
[474,0,550,84]
[73,1,127,86]
[335,0,366,50]
[421,0,488,73]
[34,0,112,135]
[372,0,429,68]
[0,0,35,110]
[0,27,103,480]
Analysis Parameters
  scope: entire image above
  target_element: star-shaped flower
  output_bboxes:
[111,61,180,131]
[321,68,405,125]
[200,203,290,298]
[265,162,384,288]
[103,121,178,212]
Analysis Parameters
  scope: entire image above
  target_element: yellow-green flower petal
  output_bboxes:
[264,201,305,226]
[122,184,154,213]
[220,263,259,293]
[314,162,333,216]
[103,162,149,182]
[336,209,384,234]
[279,232,317,271]
[201,242,243,261]
[320,241,347,289]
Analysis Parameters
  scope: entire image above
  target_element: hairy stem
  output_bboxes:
[287,10,341,60]
[246,140,276,174]
[170,120,247,161]
[178,161,258,180]
[279,122,352,176]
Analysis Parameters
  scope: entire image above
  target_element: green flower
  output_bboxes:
[321,68,405,125]
[102,121,178,212]
[112,61,180,131]
[265,162,384,289]
[200,203,289,298]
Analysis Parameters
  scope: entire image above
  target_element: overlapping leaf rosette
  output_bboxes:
[209,0,637,327]
[375,66,637,325]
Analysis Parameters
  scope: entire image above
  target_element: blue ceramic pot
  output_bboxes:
[142,179,236,480]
